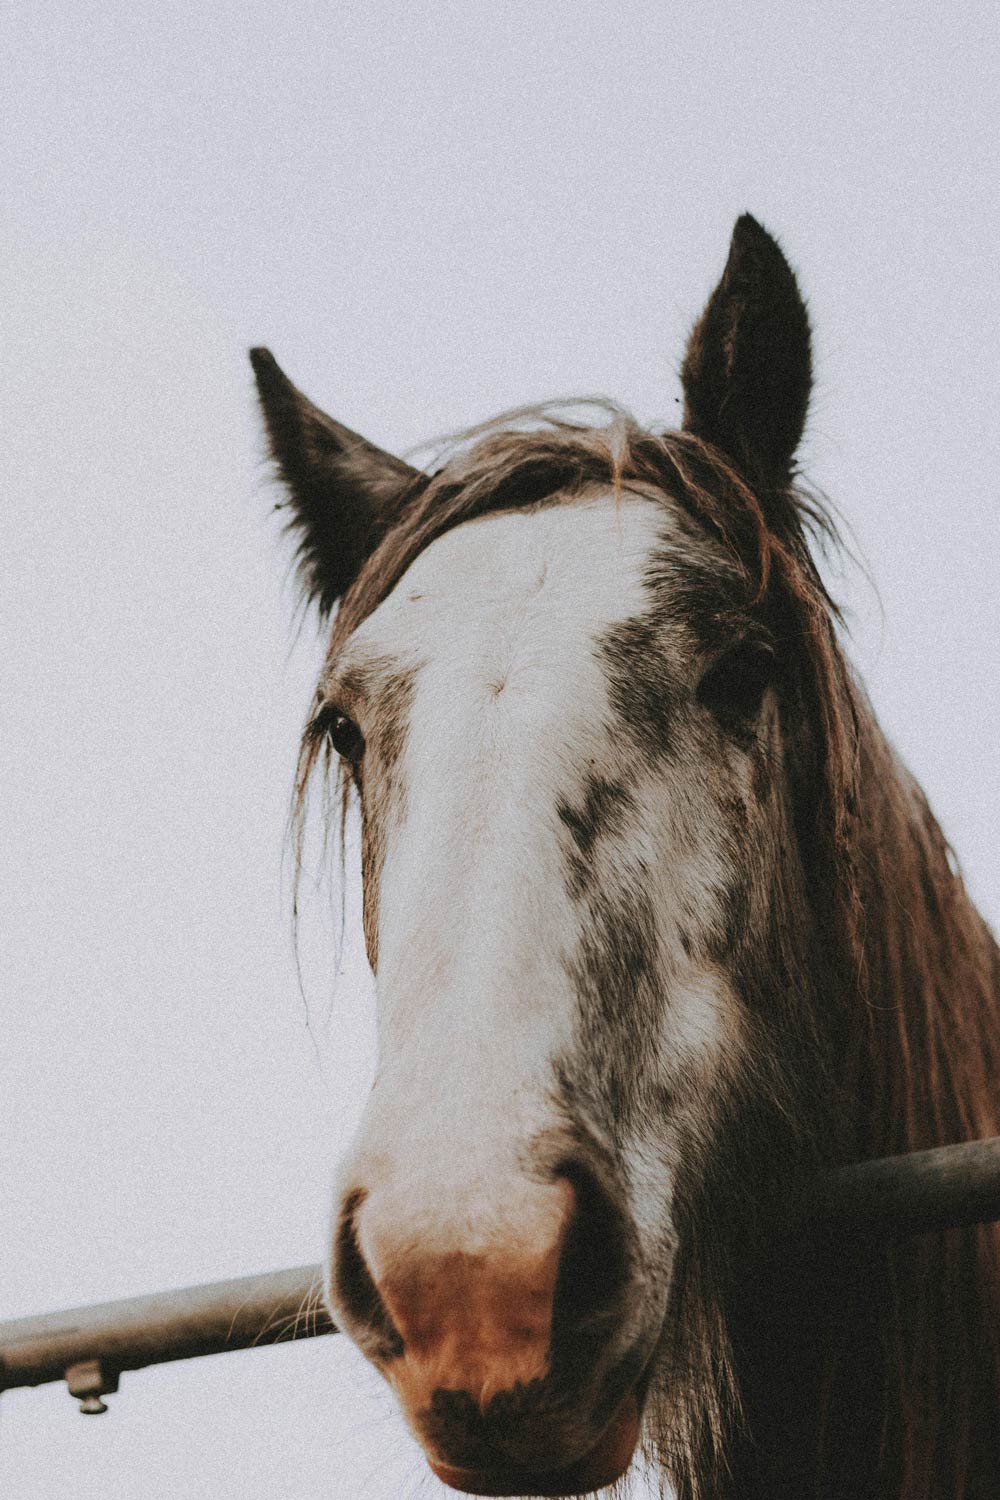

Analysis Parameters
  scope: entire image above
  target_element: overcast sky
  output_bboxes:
[2,3,998,1498]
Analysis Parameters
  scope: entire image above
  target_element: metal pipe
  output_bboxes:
[802,1133,1000,1238]
[0,1264,335,1402]
[3,1136,1000,1406]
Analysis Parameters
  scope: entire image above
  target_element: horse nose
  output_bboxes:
[332,1159,631,1420]
[339,1174,573,1413]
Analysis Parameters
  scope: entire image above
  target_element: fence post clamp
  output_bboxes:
[65,1358,119,1414]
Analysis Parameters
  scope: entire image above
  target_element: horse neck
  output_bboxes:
[656,694,1000,1500]
[724,707,1000,1500]
[844,710,1000,1159]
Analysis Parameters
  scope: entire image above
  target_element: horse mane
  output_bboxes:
[293,404,1000,1499]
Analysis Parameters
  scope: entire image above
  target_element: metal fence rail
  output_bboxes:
[0,1265,334,1411]
[3,1136,1000,1412]
[799,1134,1000,1238]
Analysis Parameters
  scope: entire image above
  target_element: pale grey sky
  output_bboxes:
[2,3,998,1498]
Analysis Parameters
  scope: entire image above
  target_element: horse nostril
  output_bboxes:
[553,1157,632,1331]
[333,1190,404,1362]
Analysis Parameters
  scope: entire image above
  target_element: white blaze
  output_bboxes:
[333,492,668,1235]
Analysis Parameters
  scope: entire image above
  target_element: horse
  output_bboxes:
[250,216,1000,1499]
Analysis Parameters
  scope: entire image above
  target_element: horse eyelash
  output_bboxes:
[305,703,342,744]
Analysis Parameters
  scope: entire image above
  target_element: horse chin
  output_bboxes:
[428,1387,641,1497]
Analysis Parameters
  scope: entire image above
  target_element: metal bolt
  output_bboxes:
[65,1359,118,1415]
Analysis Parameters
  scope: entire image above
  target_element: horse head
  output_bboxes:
[250,216,1000,1499]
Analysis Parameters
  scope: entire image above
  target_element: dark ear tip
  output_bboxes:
[728,214,793,274]
[249,347,302,419]
[733,211,767,241]
[249,346,283,387]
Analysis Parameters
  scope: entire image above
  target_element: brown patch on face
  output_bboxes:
[326,655,416,972]
[557,775,635,900]
[597,614,681,764]
[381,1238,568,1418]
[359,666,415,970]
[557,860,663,1136]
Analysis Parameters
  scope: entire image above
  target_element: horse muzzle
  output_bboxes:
[330,1145,651,1495]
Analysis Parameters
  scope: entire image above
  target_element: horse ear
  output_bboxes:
[680,215,812,491]
[250,347,424,617]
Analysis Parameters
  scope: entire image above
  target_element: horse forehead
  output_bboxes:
[348,490,683,672]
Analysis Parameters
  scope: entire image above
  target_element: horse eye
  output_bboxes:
[697,642,776,731]
[312,707,365,762]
